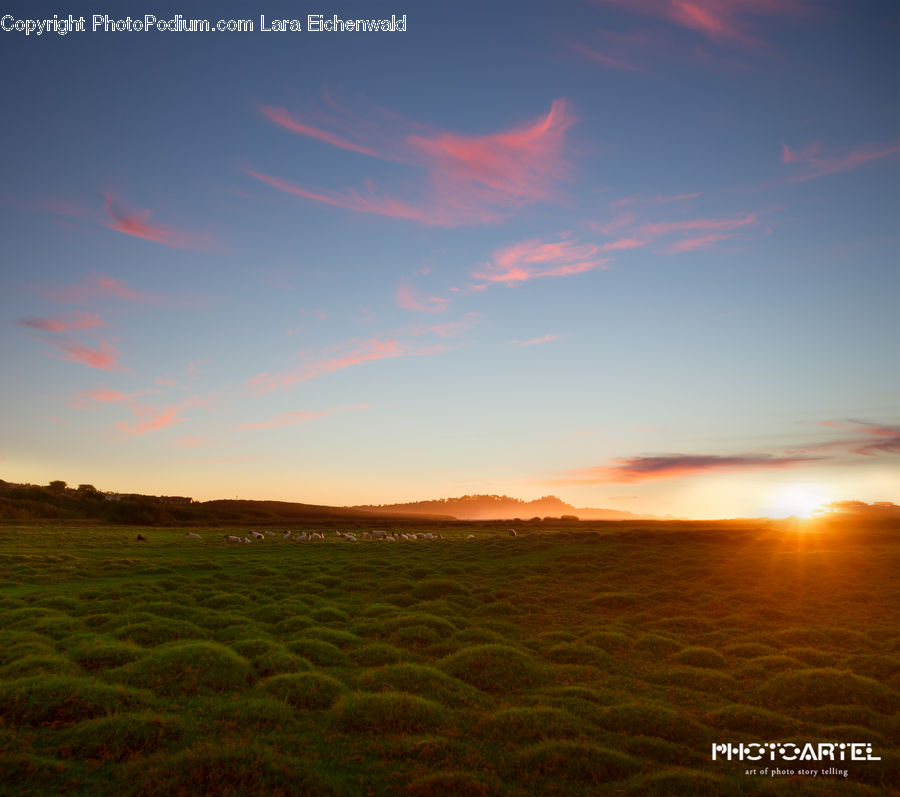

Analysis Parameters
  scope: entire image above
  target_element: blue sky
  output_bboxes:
[2,0,898,517]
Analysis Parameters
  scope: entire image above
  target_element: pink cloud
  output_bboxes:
[656,191,701,203]
[475,238,611,285]
[396,283,449,314]
[45,338,124,372]
[72,387,141,408]
[37,273,159,305]
[17,312,106,332]
[781,140,900,182]
[639,213,756,238]
[565,40,641,72]
[509,334,563,347]
[102,192,215,251]
[593,0,813,49]
[245,169,464,226]
[556,453,820,483]
[239,403,369,432]
[249,99,576,227]
[600,237,645,252]
[428,312,480,338]
[116,396,204,437]
[664,233,734,253]
[260,106,386,158]
[248,336,448,393]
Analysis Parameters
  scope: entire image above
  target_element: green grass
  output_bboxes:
[0,520,897,795]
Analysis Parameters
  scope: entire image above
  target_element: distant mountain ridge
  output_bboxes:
[352,494,655,521]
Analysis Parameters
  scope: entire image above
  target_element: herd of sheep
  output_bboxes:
[216,529,452,545]
[134,529,519,544]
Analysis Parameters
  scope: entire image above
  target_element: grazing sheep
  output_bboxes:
[508,529,518,537]
[345,534,357,542]
[250,531,265,540]
[224,534,242,544]
[296,532,310,542]
[185,532,202,540]
[242,536,253,544]
[136,534,147,541]
[283,531,293,540]
[466,534,476,540]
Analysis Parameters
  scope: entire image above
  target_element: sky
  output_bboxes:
[1,0,898,519]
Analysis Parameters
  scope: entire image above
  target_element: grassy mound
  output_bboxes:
[625,769,740,796]
[125,742,336,797]
[485,706,588,743]
[55,711,184,760]
[0,653,81,679]
[67,634,143,671]
[112,617,207,647]
[705,705,799,737]
[404,771,494,796]
[355,663,487,708]
[284,638,348,667]
[440,645,547,693]
[671,646,727,669]
[0,675,152,726]
[513,741,640,789]
[596,702,709,743]
[257,672,345,710]
[333,691,447,733]
[756,668,899,713]
[120,641,254,695]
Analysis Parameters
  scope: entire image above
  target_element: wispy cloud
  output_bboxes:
[556,452,820,483]
[663,233,734,253]
[239,403,369,431]
[249,98,576,227]
[248,336,448,394]
[45,337,124,372]
[102,192,215,250]
[781,140,900,182]
[591,0,814,49]
[115,396,205,437]
[261,105,386,158]
[474,238,611,286]
[427,312,480,338]
[17,312,106,332]
[509,334,564,347]
[71,387,156,408]
[396,282,449,314]
[36,273,160,305]
[29,192,215,251]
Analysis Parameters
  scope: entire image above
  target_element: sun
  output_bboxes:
[765,483,832,519]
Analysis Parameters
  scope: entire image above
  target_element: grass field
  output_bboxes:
[0,521,897,796]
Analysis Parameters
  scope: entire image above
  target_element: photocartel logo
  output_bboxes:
[712,742,881,763]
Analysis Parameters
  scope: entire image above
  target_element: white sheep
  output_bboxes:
[185,532,202,540]
[224,534,242,544]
